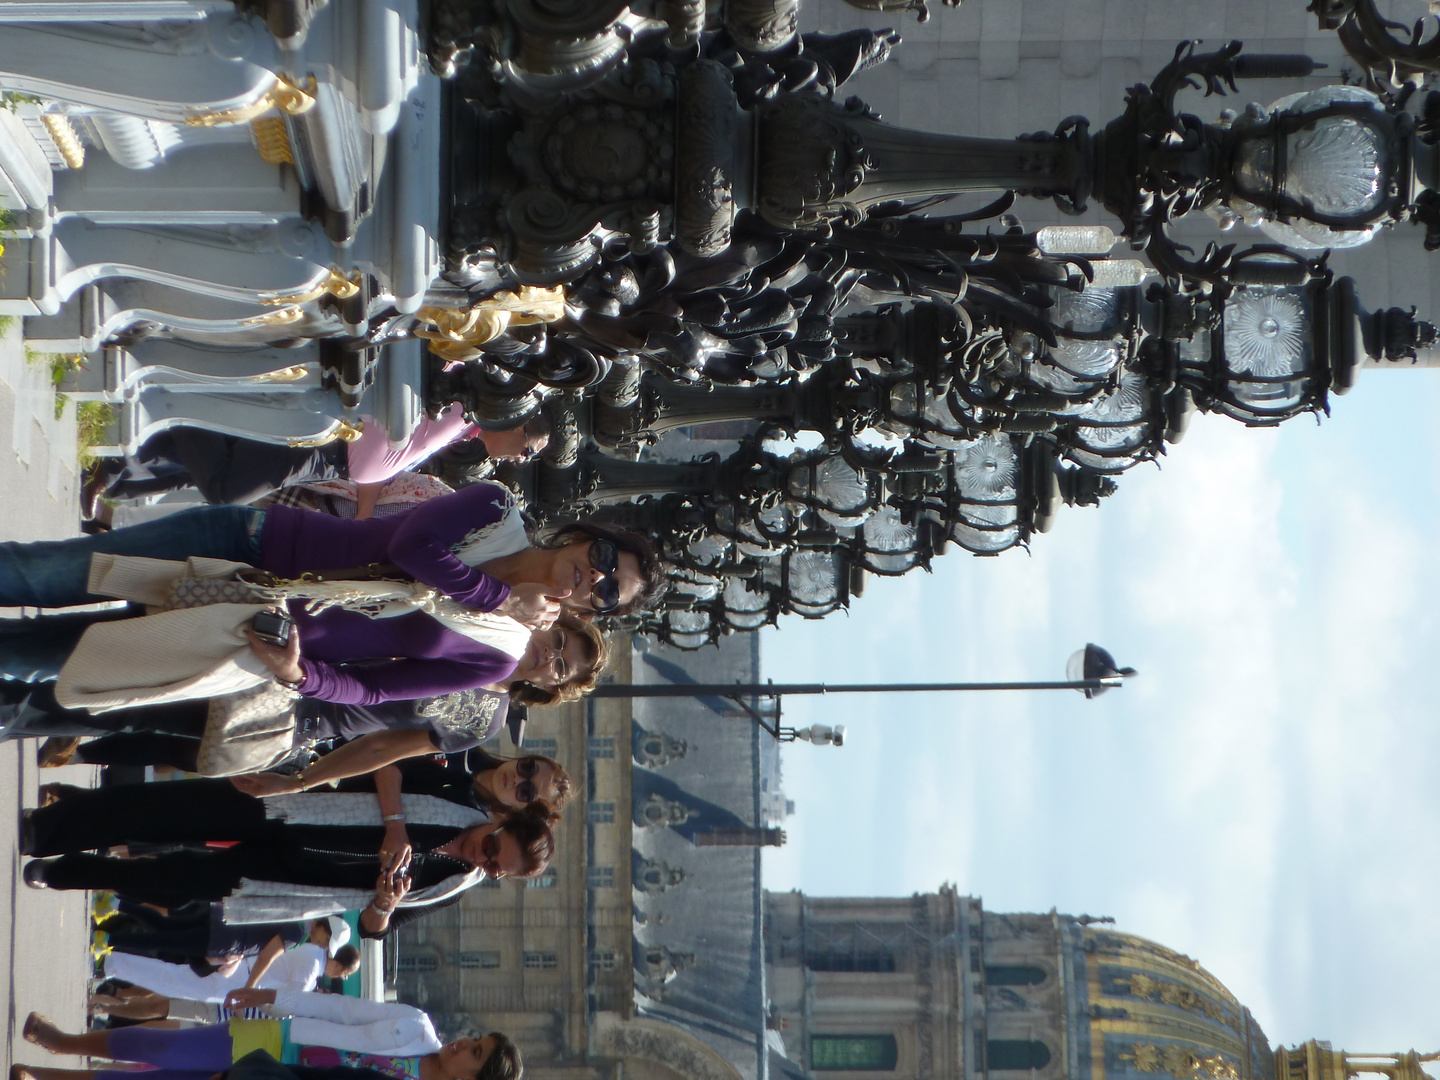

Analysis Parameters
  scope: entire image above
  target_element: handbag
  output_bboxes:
[195,681,303,777]
[168,574,273,610]
[184,564,403,776]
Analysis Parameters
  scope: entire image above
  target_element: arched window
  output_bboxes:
[810,1035,899,1071]
[986,1041,1051,1071]
[985,965,1048,986]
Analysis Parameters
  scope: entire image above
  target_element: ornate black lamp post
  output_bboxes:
[407,4,1440,646]
[1306,0,1440,89]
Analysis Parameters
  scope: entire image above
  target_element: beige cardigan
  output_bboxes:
[54,553,533,713]
[54,555,272,712]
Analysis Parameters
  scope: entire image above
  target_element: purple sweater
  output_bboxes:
[256,482,522,704]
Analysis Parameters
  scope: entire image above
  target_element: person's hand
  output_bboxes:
[373,862,412,913]
[379,821,412,874]
[495,583,566,630]
[353,482,383,522]
[224,987,277,1010]
[246,612,303,684]
[230,773,303,797]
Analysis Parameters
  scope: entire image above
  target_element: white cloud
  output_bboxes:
[761,374,1440,1051]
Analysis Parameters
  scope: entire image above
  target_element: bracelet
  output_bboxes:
[382,813,406,823]
[371,901,394,914]
[274,674,304,691]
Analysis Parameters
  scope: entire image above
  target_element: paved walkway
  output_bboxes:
[0,316,97,1073]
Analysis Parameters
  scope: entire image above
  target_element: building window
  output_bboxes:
[396,954,439,973]
[804,922,902,973]
[522,737,558,756]
[985,1041,1051,1071]
[588,801,615,824]
[589,950,617,970]
[588,866,614,888]
[458,952,501,970]
[588,737,615,759]
[811,1036,898,1071]
[526,873,557,889]
[805,947,896,973]
[985,966,1047,987]
[523,952,558,970]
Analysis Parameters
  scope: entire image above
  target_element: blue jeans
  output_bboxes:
[0,505,264,609]
[0,608,141,684]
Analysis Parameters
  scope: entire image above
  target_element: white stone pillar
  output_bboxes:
[0,2,217,20]
[0,15,281,124]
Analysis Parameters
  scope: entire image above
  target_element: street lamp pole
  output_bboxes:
[592,678,1125,697]
[595,644,1136,742]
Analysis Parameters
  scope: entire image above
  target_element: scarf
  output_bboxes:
[262,791,487,830]
[450,484,531,567]
[221,793,491,924]
[220,485,531,656]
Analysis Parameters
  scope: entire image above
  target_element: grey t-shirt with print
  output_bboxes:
[296,688,509,753]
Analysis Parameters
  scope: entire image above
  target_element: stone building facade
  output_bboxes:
[393,633,784,1080]
[763,887,1426,1080]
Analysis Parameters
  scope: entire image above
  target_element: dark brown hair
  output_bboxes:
[498,809,556,877]
[473,754,575,824]
[331,945,361,973]
[476,1033,523,1080]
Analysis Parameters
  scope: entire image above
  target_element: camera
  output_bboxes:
[251,610,295,647]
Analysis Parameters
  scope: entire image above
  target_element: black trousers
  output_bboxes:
[77,731,204,771]
[0,679,210,748]
[32,779,459,908]
[104,910,214,960]
[0,607,139,688]
[107,430,347,506]
[30,778,269,855]
[45,847,294,906]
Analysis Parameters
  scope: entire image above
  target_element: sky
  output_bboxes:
[759,365,1440,1052]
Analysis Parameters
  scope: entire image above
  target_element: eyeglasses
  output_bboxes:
[515,757,541,804]
[588,538,623,614]
[546,629,570,685]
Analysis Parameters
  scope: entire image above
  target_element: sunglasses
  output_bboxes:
[479,831,504,877]
[515,757,542,804]
[588,538,623,614]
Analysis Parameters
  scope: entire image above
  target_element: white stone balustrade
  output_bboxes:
[0,0,437,451]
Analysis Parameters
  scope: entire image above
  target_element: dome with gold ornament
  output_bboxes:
[1075,924,1273,1080]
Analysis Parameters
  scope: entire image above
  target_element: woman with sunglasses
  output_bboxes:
[0,479,665,697]
[0,478,662,621]
[21,763,555,938]
[225,749,573,889]
[20,614,607,772]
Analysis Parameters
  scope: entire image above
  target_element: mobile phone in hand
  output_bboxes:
[251,610,295,647]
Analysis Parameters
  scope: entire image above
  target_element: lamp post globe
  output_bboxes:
[1066,644,1138,699]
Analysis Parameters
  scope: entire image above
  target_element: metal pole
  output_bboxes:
[592,679,1119,697]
